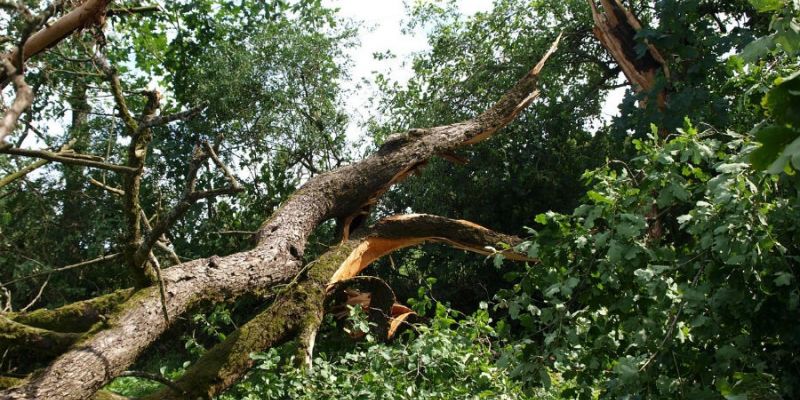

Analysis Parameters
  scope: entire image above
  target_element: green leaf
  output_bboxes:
[762,70,800,126]
[740,35,776,62]
[749,0,784,12]
[774,271,793,286]
[749,125,800,170]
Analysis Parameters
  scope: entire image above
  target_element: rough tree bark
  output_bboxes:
[0,25,560,400]
[145,214,535,400]
[0,0,112,89]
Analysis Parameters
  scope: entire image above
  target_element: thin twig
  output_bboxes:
[106,5,162,17]
[1,253,123,286]
[119,371,184,395]
[20,275,49,312]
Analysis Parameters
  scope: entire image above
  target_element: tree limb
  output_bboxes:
[0,146,137,174]
[0,0,112,89]
[143,213,533,399]
[0,60,33,149]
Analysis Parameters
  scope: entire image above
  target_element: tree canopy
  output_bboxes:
[0,0,798,399]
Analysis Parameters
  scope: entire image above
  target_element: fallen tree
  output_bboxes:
[0,2,560,396]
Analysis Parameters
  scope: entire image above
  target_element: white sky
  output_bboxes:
[327,1,495,142]
[327,0,624,142]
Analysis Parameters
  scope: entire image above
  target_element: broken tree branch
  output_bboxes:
[144,213,532,399]
[137,103,207,131]
[1,37,558,400]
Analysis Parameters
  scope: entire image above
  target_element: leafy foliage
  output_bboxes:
[222,302,557,400]
[495,126,799,398]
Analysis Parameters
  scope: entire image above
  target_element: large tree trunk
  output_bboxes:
[0,34,560,400]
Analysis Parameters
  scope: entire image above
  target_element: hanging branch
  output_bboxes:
[0,60,33,149]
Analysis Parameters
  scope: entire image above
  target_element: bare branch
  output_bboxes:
[0,158,48,189]
[118,371,183,395]
[19,276,48,312]
[92,53,138,133]
[0,146,137,174]
[88,177,125,196]
[106,5,162,17]
[148,253,170,325]
[1,253,122,286]
[134,144,243,265]
[202,141,241,190]
[138,103,207,131]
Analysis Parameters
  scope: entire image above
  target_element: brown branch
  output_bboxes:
[19,276,48,312]
[106,5,161,17]
[202,141,241,190]
[0,146,137,174]
[137,103,207,130]
[143,214,532,399]
[0,59,33,149]
[1,0,111,89]
[0,159,48,189]
[88,177,125,196]
[1,38,558,400]
[93,53,138,134]
[120,89,160,287]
